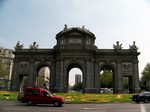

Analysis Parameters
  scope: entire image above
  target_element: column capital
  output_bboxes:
[133,60,139,64]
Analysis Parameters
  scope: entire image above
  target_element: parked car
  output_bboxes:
[100,88,113,93]
[0,86,5,91]
[131,92,150,103]
[19,87,65,106]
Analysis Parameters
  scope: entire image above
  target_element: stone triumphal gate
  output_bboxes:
[11,26,140,93]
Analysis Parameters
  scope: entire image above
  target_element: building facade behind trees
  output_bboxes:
[0,47,14,90]
[75,74,82,84]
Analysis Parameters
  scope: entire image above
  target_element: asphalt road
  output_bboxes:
[0,101,149,112]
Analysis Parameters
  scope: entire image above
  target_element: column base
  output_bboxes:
[83,88,99,93]
[134,87,141,93]
[52,87,66,93]
[11,85,19,91]
[113,88,124,94]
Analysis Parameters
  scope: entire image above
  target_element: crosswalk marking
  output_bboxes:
[140,104,146,112]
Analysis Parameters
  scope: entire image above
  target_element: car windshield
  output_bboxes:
[139,93,145,96]
[47,91,54,97]
[139,92,149,96]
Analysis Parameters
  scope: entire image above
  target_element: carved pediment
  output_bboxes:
[56,25,95,38]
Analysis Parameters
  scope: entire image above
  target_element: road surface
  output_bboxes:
[0,101,149,112]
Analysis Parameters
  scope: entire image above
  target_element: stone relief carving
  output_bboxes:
[14,41,24,50]
[122,63,132,71]
[68,38,82,44]
[19,62,29,71]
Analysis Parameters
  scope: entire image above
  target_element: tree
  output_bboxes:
[140,63,150,90]
[123,77,129,90]
[72,82,82,91]
[37,76,45,87]
[100,70,113,88]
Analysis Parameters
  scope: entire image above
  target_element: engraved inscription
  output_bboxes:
[68,38,82,44]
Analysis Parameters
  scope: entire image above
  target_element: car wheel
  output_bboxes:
[144,99,148,103]
[136,101,139,103]
[27,100,32,105]
[53,101,60,107]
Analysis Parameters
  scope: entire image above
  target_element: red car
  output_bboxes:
[22,87,65,107]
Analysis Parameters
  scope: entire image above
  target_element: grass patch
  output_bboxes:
[55,92,133,103]
[0,91,18,101]
[0,91,133,103]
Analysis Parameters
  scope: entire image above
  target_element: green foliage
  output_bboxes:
[37,76,45,87]
[141,63,150,81]
[100,70,113,88]
[0,91,18,101]
[123,77,129,90]
[55,92,133,103]
[72,82,82,91]
[140,63,150,89]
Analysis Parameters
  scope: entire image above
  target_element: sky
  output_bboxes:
[0,0,150,86]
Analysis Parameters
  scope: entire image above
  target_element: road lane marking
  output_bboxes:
[115,110,141,112]
[4,108,29,110]
[42,109,67,112]
[84,107,105,110]
[140,104,146,112]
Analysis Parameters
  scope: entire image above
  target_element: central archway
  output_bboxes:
[69,68,82,90]
[66,63,84,93]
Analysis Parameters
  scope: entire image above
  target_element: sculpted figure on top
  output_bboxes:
[29,42,39,50]
[14,41,24,50]
[113,41,123,51]
[129,41,138,51]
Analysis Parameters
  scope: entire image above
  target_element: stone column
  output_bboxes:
[133,60,140,93]
[115,60,123,93]
[11,60,19,91]
[50,60,56,92]
[85,59,90,93]
[85,60,90,88]
[28,60,35,86]
[55,58,64,92]
[94,60,100,93]
[60,59,64,92]
[85,59,96,93]
[63,60,68,93]
[82,60,86,93]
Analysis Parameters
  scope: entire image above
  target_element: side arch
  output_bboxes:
[98,62,117,93]
[34,61,51,89]
[35,62,51,72]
